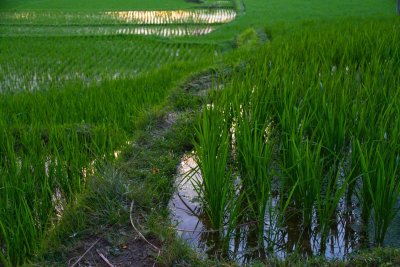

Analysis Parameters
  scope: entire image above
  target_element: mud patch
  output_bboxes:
[67,226,160,267]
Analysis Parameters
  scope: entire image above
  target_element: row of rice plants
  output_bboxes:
[192,19,400,258]
[0,36,220,92]
[0,24,220,38]
[0,122,124,266]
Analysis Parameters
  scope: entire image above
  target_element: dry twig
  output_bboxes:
[70,238,100,267]
[129,201,160,251]
[96,249,115,267]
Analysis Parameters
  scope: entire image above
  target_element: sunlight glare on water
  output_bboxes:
[105,9,236,24]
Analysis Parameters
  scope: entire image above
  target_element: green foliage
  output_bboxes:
[193,104,233,231]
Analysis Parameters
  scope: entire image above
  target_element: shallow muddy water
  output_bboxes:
[169,154,400,262]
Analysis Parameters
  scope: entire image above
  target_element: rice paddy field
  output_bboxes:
[186,19,400,261]
[1,0,400,266]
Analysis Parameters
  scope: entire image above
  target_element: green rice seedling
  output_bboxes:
[293,137,322,229]
[193,102,232,233]
[278,86,320,228]
[0,153,48,266]
[235,103,274,242]
[357,140,400,245]
[316,158,352,253]
[318,80,349,156]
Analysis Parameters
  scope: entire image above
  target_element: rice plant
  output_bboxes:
[193,103,233,232]
[357,140,400,245]
[234,98,274,242]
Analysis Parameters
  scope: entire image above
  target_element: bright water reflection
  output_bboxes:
[1,9,236,25]
[0,25,215,37]
[105,9,236,24]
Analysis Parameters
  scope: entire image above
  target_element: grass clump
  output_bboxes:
[193,105,233,232]
[236,28,260,48]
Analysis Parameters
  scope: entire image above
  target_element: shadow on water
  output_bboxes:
[169,154,400,263]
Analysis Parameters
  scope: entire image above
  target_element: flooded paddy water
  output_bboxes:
[1,9,236,25]
[169,154,400,263]
[0,25,215,37]
[105,9,236,24]
[0,37,221,92]
[0,9,236,37]
[0,8,234,91]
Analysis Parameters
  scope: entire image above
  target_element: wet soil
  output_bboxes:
[67,226,160,267]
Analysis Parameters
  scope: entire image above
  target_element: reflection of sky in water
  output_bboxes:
[105,10,236,24]
[115,26,214,36]
[1,9,235,37]
[0,26,215,37]
[169,155,204,235]
[1,25,215,37]
[169,155,400,262]
[3,9,236,25]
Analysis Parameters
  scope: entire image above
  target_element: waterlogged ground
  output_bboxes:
[0,37,220,92]
[0,7,233,92]
[169,155,400,263]
[0,25,215,37]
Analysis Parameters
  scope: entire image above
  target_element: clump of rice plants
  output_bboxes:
[193,104,233,233]
[357,140,400,246]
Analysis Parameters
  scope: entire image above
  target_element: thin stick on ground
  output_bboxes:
[96,249,115,267]
[129,201,160,251]
[70,238,100,267]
